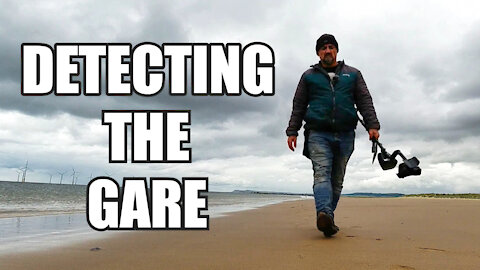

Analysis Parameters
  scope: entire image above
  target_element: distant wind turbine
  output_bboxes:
[16,170,22,182]
[71,168,79,185]
[19,160,28,183]
[58,171,67,184]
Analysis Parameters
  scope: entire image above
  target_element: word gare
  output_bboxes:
[87,177,208,230]
[21,42,275,96]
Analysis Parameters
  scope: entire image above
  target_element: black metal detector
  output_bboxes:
[358,113,422,178]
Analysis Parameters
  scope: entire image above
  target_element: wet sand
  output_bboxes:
[1,197,479,270]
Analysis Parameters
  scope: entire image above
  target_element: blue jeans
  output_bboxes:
[308,130,355,219]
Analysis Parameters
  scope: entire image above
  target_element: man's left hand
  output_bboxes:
[368,129,380,141]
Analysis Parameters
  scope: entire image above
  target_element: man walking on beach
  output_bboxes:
[286,34,380,237]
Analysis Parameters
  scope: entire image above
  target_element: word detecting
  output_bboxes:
[21,42,275,96]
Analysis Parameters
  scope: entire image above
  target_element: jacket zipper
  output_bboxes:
[330,80,336,129]
[313,62,342,130]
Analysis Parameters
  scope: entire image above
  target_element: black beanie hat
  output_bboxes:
[316,34,338,53]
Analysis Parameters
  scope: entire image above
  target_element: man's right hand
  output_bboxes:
[287,136,297,151]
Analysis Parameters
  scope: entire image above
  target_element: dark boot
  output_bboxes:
[316,212,338,237]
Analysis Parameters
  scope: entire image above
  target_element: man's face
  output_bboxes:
[317,44,337,67]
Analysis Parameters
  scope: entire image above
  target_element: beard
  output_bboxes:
[322,55,334,66]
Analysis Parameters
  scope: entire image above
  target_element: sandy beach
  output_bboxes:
[1,197,479,270]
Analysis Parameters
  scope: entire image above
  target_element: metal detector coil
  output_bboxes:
[372,138,422,178]
[358,112,422,179]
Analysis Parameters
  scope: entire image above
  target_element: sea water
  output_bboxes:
[0,181,306,254]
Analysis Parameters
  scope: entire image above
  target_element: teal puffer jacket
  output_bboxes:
[286,61,380,136]
[304,63,358,131]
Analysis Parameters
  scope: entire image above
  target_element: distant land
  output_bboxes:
[232,190,313,197]
[342,192,404,198]
[233,190,480,199]
[404,193,480,199]
[233,190,406,198]
[234,190,403,198]
[1,182,479,199]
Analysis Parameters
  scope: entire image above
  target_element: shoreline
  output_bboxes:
[4,194,478,220]
[1,197,479,269]
[0,196,309,256]
[2,195,478,220]
[0,210,85,219]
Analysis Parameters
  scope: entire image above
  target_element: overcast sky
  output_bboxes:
[1,0,479,194]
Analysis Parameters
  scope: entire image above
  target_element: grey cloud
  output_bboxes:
[2,0,480,193]
[179,0,292,37]
[2,83,278,124]
[375,96,480,143]
[0,0,186,84]
[407,22,480,103]
[370,24,480,143]
[0,0,293,130]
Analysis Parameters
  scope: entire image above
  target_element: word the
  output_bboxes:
[102,110,191,163]
[87,177,208,230]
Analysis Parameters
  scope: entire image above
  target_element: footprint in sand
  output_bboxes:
[418,247,446,252]
[390,265,415,270]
